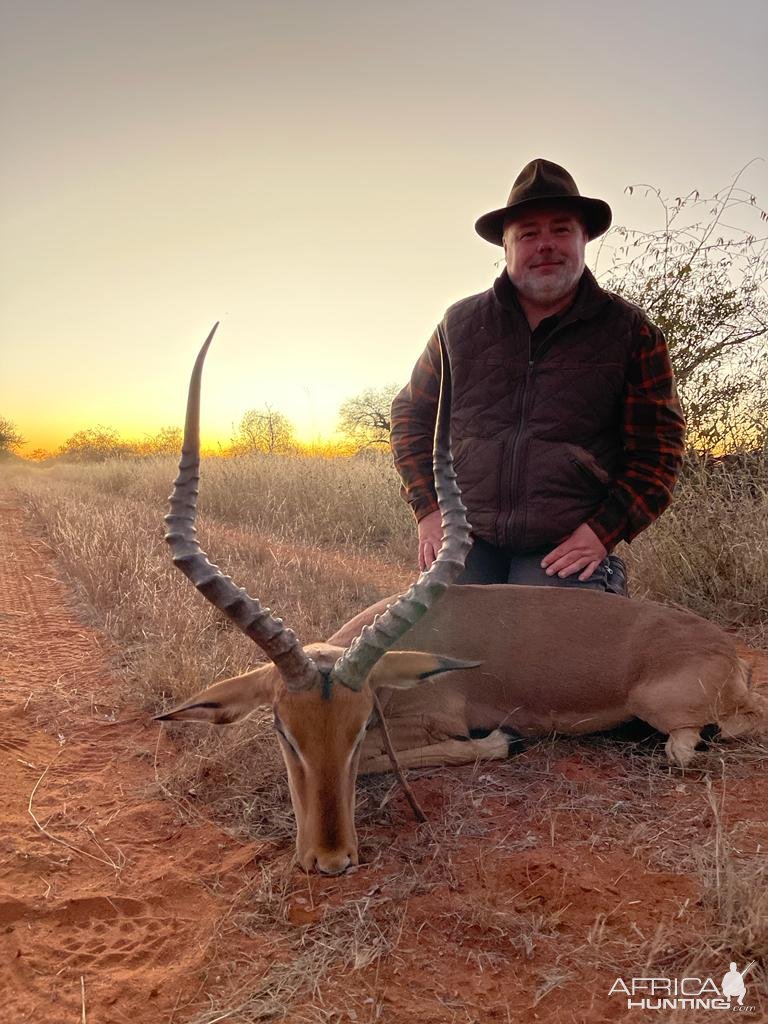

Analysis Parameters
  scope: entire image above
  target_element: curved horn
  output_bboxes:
[332,329,471,690]
[164,324,321,692]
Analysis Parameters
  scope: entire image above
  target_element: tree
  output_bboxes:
[58,426,131,461]
[338,384,400,451]
[139,426,183,456]
[27,448,52,462]
[232,405,295,454]
[596,164,768,454]
[0,416,25,455]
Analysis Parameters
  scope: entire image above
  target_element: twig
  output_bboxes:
[153,724,206,825]
[80,975,86,1023]
[28,752,119,869]
[371,692,427,823]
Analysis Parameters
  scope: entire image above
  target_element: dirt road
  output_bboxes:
[0,497,260,1023]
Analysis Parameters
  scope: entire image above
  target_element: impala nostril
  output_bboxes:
[316,854,352,876]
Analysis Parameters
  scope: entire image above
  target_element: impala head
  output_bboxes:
[157,323,473,874]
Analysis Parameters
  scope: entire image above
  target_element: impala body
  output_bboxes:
[331,586,763,774]
[158,326,766,875]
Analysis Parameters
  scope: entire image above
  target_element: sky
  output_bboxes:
[1,0,766,453]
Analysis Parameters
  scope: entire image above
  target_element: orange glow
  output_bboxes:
[1,4,765,456]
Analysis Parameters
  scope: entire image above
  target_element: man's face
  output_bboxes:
[502,206,587,307]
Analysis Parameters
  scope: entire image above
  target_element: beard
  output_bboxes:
[514,260,583,306]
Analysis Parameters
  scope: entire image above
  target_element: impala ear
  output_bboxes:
[367,651,481,692]
[155,668,275,725]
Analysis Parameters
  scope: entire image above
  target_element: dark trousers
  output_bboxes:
[456,536,627,595]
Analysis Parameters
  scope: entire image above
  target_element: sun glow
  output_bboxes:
[1,3,765,463]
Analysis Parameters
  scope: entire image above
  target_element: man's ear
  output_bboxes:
[155,667,276,725]
[366,651,481,692]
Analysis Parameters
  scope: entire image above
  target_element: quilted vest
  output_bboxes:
[443,268,637,551]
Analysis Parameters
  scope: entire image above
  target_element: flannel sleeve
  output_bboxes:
[390,328,442,522]
[587,317,686,550]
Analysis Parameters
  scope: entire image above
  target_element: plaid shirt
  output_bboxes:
[391,272,686,551]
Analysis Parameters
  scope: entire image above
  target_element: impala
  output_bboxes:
[157,326,767,875]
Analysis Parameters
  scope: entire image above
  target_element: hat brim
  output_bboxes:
[475,195,612,246]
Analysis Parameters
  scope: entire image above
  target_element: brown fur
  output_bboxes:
[329,586,763,767]
[160,586,766,873]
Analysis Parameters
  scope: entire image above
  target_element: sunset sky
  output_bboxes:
[1,0,766,453]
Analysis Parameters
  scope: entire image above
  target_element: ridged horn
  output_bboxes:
[164,324,321,692]
[332,328,471,690]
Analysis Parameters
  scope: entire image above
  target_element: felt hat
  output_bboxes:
[475,158,612,245]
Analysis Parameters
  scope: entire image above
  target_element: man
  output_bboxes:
[391,159,685,592]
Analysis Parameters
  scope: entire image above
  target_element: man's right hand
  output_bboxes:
[417,509,443,570]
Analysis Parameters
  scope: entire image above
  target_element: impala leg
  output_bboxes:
[360,728,512,775]
[665,727,702,768]
[719,713,762,739]
[718,689,768,739]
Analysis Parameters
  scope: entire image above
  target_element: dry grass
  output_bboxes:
[195,875,414,1024]
[3,452,768,1020]
[6,450,767,648]
[177,735,768,1021]
[15,451,415,559]
[693,775,768,966]
[626,455,768,647]
[11,470,410,713]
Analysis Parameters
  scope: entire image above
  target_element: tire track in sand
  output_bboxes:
[0,495,262,1024]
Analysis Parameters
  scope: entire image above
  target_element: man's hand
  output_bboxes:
[417,509,443,570]
[541,523,607,581]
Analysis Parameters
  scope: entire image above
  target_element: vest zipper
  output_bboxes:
[504,314,577,548]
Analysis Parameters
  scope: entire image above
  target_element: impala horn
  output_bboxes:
[164,324,321,692]
[332,327,471,690]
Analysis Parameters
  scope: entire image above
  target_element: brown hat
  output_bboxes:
[475,158,612,245]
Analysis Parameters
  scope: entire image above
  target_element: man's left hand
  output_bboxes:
[541,523,607,581]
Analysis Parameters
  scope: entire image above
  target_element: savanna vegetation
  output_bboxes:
[0,415,25,457]
[597,167,768,455]
[8,168,767,467]
[4,443,768,1021]
[2,169,767,1020]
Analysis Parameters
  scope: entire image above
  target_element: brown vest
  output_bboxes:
[443,269,638,550]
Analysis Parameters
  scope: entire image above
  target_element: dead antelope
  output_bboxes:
[158,326,767,875]
[157,324,477,874]
[329,586,766,774]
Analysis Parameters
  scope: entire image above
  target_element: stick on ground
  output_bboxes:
[372,692,427,824]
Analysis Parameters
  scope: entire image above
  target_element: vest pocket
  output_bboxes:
[568,453,610,491]
[521,440,609,548]
[453,437,504,510]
